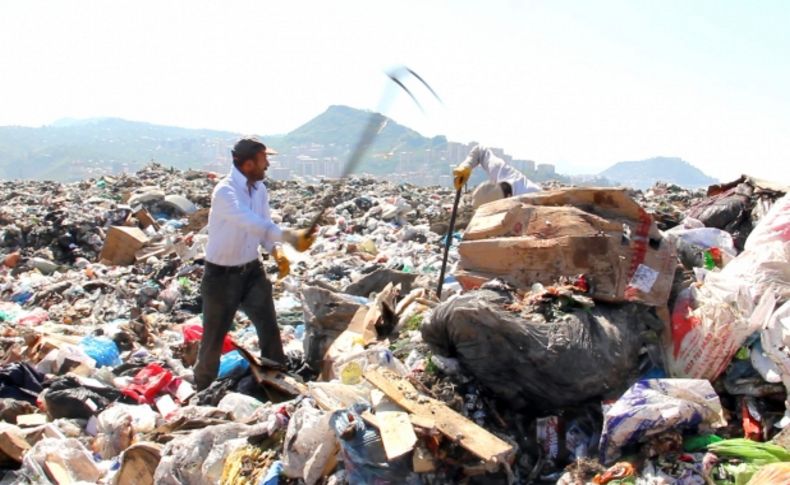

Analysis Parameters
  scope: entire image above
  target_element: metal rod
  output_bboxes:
[437,187,462,299]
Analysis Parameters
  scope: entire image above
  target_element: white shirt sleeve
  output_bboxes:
[461,144,542,195]
[211,185,283,249]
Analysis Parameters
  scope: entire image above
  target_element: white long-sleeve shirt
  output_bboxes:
[461,145,542,195]
[204,167,283,266]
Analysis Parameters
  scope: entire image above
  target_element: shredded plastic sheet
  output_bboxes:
[599,379,726,463]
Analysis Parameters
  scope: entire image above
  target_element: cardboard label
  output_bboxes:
[629,264,659,293]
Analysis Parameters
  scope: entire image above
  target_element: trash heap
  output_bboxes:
[0,164,789,485]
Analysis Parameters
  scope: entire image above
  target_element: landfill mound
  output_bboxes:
[1,165,789,485]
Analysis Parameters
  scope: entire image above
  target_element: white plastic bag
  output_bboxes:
[599,379,726,463]
[745,193,790,251]
[217,392,266,421]
[282,401,337,485]
[667,274,765,380]
[759,300,790,427]
[665,226,737,256]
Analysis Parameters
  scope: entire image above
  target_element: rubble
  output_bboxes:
[0,165,788,484]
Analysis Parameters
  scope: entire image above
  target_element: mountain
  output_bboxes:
[0,106,454,181]
[599,157,717,190]
[267,105,449,176]
[0,118,239,181]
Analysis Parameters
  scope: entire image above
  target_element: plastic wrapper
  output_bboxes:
[599,379,726,463]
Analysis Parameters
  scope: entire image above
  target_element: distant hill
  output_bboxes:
[599,157,717,190]
[0,106,453,181]
[0,118,239,181]
[267,105,449,176]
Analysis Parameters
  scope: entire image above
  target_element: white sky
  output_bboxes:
[1,0,789,182]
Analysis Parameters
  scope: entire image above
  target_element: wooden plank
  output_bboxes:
[235,344,307,396]
[16,413,48,427]
[364,368,513,464]
[249,362,307,396]
[44,457,73,484]
[377,410,417,460]
[0,430,30,462]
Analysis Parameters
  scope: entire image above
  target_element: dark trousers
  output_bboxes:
[193,260,285,391]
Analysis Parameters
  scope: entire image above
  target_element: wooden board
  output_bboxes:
[0,430,30,463]
[16,413,48,427]
[364,368,513,464]
[376,410,417,460]
[235,344,307,396]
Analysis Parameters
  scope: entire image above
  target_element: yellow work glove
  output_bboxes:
[283,228,316,253]
[272,246,290,279]
[452,164,472,191]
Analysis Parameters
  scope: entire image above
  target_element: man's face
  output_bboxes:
[242,151,269,181]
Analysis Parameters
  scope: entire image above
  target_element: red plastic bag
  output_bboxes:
[121,363,173,404]
[181,324,234,354]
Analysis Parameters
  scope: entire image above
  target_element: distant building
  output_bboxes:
[537,163,556,177]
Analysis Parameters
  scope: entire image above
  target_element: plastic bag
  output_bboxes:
[744,193,790,251]
[667,273,770,381]
[18,437,102,484]
[36,344,96,376]
[43,374,121,419]
[599,379,726,463]
[80,336,122,368]
[121,363,173,404]
[712,240,790,303]
[95,405,134,458]
[329,404,410,484]
[423,289,663,410]
[154,423,250,485]
[217,350,249,379]
[182,324,235,354]
[217,392,265,421]
[759,300,790,427]
[282,401,336,485]
[665,226,737,256]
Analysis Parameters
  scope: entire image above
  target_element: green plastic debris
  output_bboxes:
[684,434,723,452]
[703,250,715,269]
[708,438,790,464]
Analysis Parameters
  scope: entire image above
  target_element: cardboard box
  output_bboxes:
[99,226,149,266]
[456,188,676,307]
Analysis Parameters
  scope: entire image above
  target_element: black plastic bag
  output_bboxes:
[423,290,663,410]
[43,375,121,419]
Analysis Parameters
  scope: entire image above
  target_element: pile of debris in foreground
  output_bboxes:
[1,164,789,485]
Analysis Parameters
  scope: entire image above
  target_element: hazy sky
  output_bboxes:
[1,1,789,182]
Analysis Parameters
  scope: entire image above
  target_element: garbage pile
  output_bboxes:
[0,164,789,485]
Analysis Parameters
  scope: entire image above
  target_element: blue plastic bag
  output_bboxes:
[218,350,249,379]
[80,336,122,367]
